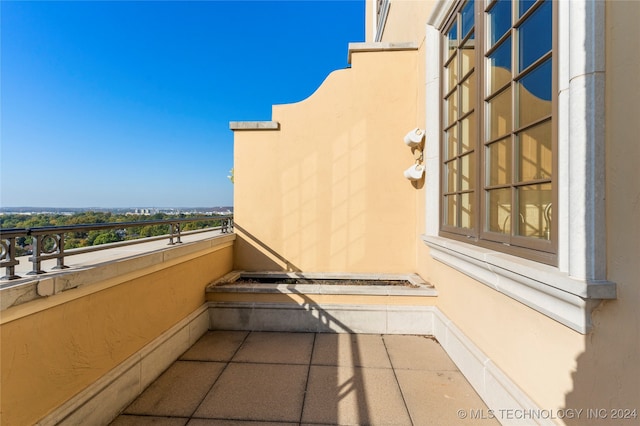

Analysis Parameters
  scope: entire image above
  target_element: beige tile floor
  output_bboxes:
[110,331,498,426]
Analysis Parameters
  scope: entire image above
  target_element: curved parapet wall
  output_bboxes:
[232,43,423,273]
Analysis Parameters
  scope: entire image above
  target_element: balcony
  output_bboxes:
[0,226,500,425]
[111,330,497,425]
[2,0,638,423]
[1,41,547,426]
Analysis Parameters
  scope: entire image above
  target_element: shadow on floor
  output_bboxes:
[110,326,496,425]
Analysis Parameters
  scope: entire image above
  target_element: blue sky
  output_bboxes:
[1,0,365,208]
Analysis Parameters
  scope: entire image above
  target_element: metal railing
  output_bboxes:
[0,216,233,281]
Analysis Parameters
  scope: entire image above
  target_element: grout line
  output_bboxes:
[186,330,251,419]
[298,332,317,424]
[382,334,414,426]
[220,359,317,366]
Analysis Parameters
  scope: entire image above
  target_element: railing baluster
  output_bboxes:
[28,233,47,275]
[1,235,22,280]
[52,233,69,270]
[168,223,182,245]
[169,223,175,245]
[221,218,234,234]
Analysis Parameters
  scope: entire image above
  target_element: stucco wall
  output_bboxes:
[0,243,234,426]
[371,0,434,44]
[234,47,423,274]
[365,0,374,42]
[382,1,432,43]
[416,247,586,413]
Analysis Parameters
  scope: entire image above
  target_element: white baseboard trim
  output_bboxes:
[36,302,546,426]
[37,304,210,426]
[432,309,552,426]
[208,300,547,425]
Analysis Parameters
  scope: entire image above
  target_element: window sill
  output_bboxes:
[421,235,616,333]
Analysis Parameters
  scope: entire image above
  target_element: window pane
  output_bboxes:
[461,0,474,38]
[447,56,458,91]
[489,0,511,46]
[487,138,512,185]
[519,0,536,18]
[461,113,475,153]
[447,22,458,59]
[446,90,458,125]
[487,37,511,95]
[461,153,475,191]
[518,58,552,127]
[461,73,476,114]
[445,125,458,159]
[487,188,512,234]
[517,183,552,239]
[487,87,512,140]
[461,192,474,229]
[445,195,458,226]
[446,160,458,192]
[461,36,475,76]
[518,0,552,71]
[518,120,552,181]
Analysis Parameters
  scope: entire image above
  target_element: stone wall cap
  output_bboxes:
[229,121,280,131]
[347,42,419,64]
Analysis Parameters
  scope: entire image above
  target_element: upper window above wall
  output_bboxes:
[375,0,390,42]
[441,0,556,265]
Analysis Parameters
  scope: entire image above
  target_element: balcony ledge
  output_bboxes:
[0,232,235,323]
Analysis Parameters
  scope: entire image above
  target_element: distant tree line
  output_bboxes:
[0,212,225,255]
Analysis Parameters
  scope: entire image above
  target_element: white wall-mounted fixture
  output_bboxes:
[404,127,425,148]
[404,163,425,181]
[404,128,425,182]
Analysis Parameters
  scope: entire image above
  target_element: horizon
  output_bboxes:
[1,1,365,208]
[0,206,233,210]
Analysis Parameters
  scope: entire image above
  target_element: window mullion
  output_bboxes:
[510,20,517,240]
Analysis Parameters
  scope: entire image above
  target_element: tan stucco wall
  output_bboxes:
[374,0,434,44]
[0,245,233,426]
[381,1,432,43]
[365,0,374,42]
[234,47,423,274]
[416,248,585,413]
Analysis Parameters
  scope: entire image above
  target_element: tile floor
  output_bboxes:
[110,331,498,425]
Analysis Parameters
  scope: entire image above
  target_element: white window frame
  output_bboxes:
[422,0,615,334]
[374,0,391,42]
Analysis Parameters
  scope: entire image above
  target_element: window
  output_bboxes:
[424,0,614,333]
[441,0,556,264]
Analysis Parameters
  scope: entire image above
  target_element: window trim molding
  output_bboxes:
[424,0,615,334]
[374,0,391,42]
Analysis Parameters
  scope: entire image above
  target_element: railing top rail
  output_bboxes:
[0,228,28,238]
[0,215,233,235]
